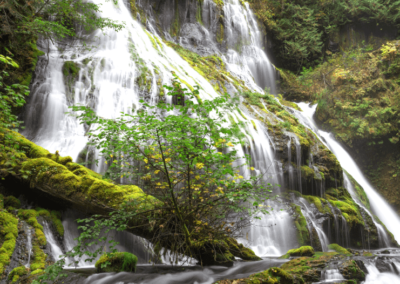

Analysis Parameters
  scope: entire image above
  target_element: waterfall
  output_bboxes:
[293,102,400,245]
[321,269,344,281]
[222,0,276,93]
[62,210,155,267]
[43,221,64,262]
[299,198,329,252]
[239,201,299,257]
[25,227,33,268]
[20,0,400,267]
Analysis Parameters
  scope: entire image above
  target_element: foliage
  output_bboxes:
[248,0,400,70]
[280,42,400,146]
[0,0,124,44]
[32,80,270,283]
[8,266,29,283]
[95,252,138,273]
[0,55,29,133]
[69,79,271,262]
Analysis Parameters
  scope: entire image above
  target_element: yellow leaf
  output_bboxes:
[196,163,204,169]
[226,142,234,147]
[144,158,148,164]
[110,154,113,158]
[155,170,160,174]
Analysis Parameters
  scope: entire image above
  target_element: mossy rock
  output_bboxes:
[30,245,47,271]
[338,260,366,281]
[328,243,352,256]
[50,210,64,236]
[4,196,21,209]
[8,266,29,283]
[0,211,18,274]
[286,246,314,257]
[95,252,138,273]
[62,61,80,77]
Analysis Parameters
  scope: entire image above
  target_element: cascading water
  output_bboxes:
[25,227,33,268]
[290,102,400,247]
[298,198,329,252]
[293,102,400,244]
[343,174,390,248]
[221,0,276,93]
[62,210,154,267]
[20,0,400,276]
[43,221,64,262]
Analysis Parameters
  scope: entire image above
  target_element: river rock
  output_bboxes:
[375,257,392,272]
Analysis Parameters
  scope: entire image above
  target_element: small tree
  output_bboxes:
[68,79,273,264]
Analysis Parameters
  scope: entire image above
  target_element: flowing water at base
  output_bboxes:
[79,259,287,284]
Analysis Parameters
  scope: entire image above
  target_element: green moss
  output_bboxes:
[304,196,331,214]
[50,210,64,236]
[328,243,351,255]
[251,120,257,131]
[18,209,37,219]
[9,266,29,283]
[290,203,310,246]
[286,246,314,257]
[301,165,314,179]
[277,94,301,111]
[95,252,138,273]
[30,245,46,271]
[0,211,18,274]
[31,269,44,275]
[18,209,46,246]
[19,40,45,86]
[165,41,248,96]
[225,238,261,261]
[345,171,370,210]
[216,22,224,43]
[62,61,80,77]
[4,196,21,209]
[170,0,180,37]
[328,198,364,227]
[36,207,51,217]
[1,131,157,216]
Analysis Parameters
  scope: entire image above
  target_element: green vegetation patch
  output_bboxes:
[0,211,18,274]
[95,252,138,273]
[165,41,248,95]
[290,203,310,246]
[328,243,352,256]
[62,61,80,78]
[8,266,29,283]
[18,209,46,247]
[286,246,314,257]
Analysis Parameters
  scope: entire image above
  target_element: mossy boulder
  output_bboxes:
[95,252,138,273]
[328,243,351,256]
[286,246,314,257]
[8,266,29,283]
[338,260,366,282]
